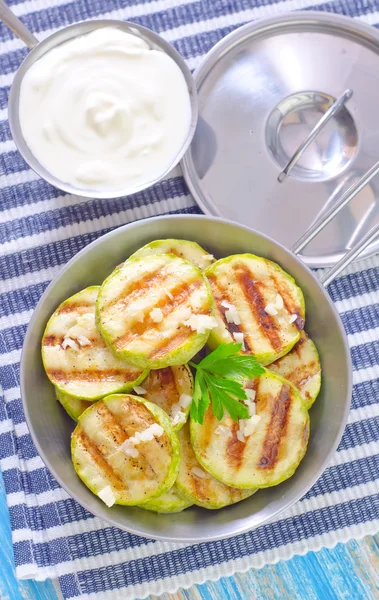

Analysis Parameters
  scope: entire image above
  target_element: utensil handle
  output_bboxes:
[0,0,38,48]
[291,156,379,286]
[319,221,379,287]
[291,158,379,255]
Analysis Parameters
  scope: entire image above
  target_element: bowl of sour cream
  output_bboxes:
[7,18,198,198]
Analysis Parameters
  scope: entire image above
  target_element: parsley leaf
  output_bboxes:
[190,369,209,424]
[189,343,265,424]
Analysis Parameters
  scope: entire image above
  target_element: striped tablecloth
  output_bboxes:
[1,0,379,598]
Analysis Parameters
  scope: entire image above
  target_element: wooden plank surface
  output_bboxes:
[0,470,378,599]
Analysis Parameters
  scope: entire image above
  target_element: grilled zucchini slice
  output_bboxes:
[139,485,193,514]
[269,331,321,409]
[97,254,215,369]
[42,286,148,400]
[71,394,180,506]
[131,239,215,270]
[55,387,91,422]
[191,370,309,489]
[175,423,256,509]
[137,365,193,431]
[206,254,305,365]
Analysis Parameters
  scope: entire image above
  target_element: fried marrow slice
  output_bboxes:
[137,364,193,431]
[42,286,148,400]
[131,239,215,270]
[191,370,309,489]
[55,387,91,422]
[97,254,215,369]
[269,331,321,409]
[175,423,255,509]
[139,485,193,514]
[71,394,180,506]
[206,254,305,365]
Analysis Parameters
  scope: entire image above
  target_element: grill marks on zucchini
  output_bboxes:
[191,370,309,489]
[206,255,305,365]
[226,422,246,470]
[138,365,193,431]
[75,428,126,491]
[209,279,253,352]
[269,331,321,409]
[50,368,135,383]
[259,383,290,469]
[234,264,283,352]
[175,424,255,509]
[97,254,214,369]
[42,286,147,400]
[113,278,202,350]
[269,272,305,331]
[102,265,174,314]
[71,394,180,505]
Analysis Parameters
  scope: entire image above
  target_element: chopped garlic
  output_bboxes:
[133,385,147,395]
[289,314,298,324]
[191,467,207,479]
[77,335,91,347]
[215,424,232,438]
[183,314,218,334]
[62,337,79,351]
[128,307,145,322]
[203,254,214,261]
[171,412,186,426]
[264,303,278,316]
[136,423,164,442]
[150,307,163,323]
[236,429,245,443]
[233,331,245,350]
[120,423,164,456]
[245,388,256,402]
[275,294,284,310]
[65,317,95,341]
[243,415,261,437]
[97,486,116,507]
[221,300,234,310]
[179,393,192,409]
[247,401,256,417]
[177,306,192,321]
[222,301,241,325]
[122,443,139,458]
[166,290,174,301]
[223,330,231,339]
[171,396,189,425]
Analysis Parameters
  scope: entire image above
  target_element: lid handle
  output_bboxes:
[278,89,353,183]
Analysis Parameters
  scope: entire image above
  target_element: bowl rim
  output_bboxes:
[20,214,352,542]
[8,19,198,200]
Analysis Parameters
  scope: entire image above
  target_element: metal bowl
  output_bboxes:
[7,19,198,199]
[20,215,352,542]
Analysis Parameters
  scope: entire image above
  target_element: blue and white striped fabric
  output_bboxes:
[1,0,379,598]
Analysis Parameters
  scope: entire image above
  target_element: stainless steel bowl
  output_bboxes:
[20,215,352,543]
[0,0,198,198]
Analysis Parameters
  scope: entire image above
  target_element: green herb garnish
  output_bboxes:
[189,343,265,424]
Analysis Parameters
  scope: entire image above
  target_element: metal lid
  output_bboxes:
[182,12,379,267]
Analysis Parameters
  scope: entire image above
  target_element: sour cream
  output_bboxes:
[19,27,192,192]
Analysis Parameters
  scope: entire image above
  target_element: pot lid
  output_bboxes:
[182,11,379,267]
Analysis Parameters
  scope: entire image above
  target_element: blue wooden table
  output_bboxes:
[0,471,378,599]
